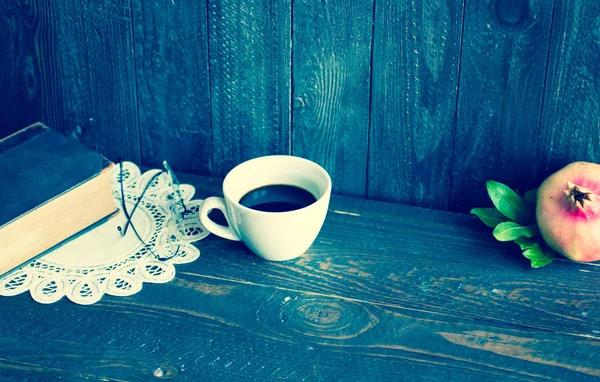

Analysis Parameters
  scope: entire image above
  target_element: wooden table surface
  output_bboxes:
[1,174,598,381]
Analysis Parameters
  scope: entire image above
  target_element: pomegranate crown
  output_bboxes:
[564,182,595,210]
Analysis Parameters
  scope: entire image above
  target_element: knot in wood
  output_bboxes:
[153,367,165,378]
[152,361,178,378]
[279,297,378,340]
[493,0,530,26]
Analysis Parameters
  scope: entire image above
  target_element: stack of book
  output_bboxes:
[0,123,117,276]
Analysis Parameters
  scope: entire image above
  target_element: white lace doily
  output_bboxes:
[0,161,209,305]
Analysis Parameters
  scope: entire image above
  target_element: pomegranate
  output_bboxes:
[536,161,600,262]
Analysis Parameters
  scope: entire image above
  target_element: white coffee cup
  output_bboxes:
[198,155,332,261]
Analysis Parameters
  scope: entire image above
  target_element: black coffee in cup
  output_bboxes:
[239,184,317,212]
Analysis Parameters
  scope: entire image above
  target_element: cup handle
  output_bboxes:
[199,197,241,241]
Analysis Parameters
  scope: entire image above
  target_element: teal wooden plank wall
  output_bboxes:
[1,0,599,212]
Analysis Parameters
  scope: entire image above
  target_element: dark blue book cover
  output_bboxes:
[0,123,116,275]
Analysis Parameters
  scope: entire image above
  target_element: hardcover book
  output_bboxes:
[0,123,116,276]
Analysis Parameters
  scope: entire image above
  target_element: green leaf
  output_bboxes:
[522,245,554,268]
[514,236,541,250]
[524,188,537,206]
[486,181,535,224]
[470,208,510,228]
[492,221,539,242]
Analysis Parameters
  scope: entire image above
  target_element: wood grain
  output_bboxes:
[536,0,600,179]
[132,0,212,175]
[369,0,463,209]
[450,0,555,211]
[1,275,598,381]
[38,0,140,163]
[4,0,600,217]
[292,0,373,198]
[208,0,291,176]
[0,0,43,138]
